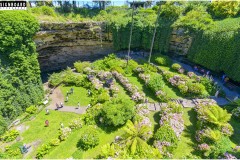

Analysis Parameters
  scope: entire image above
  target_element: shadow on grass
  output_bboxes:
[229,117,240,145]
[132,74,159,102]
[148,111,160,145]
[184,109,202,157]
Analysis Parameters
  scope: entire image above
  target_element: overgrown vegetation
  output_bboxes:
[0,11,44,134]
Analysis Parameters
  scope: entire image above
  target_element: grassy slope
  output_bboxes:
[45,82,130,158]
[173,108,198,158]
[21,110,79,158]
[60,86,92,106]
[127,74,180,102]
[45,126,124,159]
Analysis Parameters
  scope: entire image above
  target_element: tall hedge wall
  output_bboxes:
[187,17,240,82]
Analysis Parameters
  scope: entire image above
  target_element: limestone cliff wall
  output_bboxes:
[35,22,114,72]
[168,28,192,55]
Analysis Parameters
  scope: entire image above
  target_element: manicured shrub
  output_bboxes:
[148,74,165,91]
[0,130,19,142]
[26,105,37,114]
[2,142,23,159]
[74,61,91,73]
[171,63,182,71]
[154,124,179,152]
[200,77,217,95]
[77,127,99,150]
[155,55,172,66]
[68,118,83,130]
[36,143,52,159]
[49,138,60,146]
[167,102,183,113]
[59,127,72,141]
[186,81,208,97]
[100,98,135,127]
[48,72,63,87]
[209,136,232,158]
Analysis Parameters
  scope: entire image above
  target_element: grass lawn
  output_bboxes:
[45,125,125,159]
[20,110,79,158]
[229,117,240,147]
[173,108,198,158]
[115,82,132,101]
[60,86,92,107]
[127,75,158,102]
[127,74,180,101]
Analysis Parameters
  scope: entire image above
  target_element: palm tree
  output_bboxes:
[148,4,161,64]
[127,1,135,66]
[202,105,231,127]
[120,120,160,158]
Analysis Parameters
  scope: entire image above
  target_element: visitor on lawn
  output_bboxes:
[45,120,49,127]
[70,88,74,94]
[56,103,59,109]
[77,102,80,108]
[60,102,63,108]
[46,109,49,115]
[67,91,69,96]
[66,96,69,102]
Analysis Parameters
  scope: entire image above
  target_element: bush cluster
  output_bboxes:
[0,130,19,142]
[77,127,99,150]
[194,103,234,158]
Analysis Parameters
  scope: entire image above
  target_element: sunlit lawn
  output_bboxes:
[20,110,79,158]
[60,86,92,107]
[173,108,198,158]
[45,125,124,159]
[127,74,180,102]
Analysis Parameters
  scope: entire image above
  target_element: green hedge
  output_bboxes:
[187,17,240,82]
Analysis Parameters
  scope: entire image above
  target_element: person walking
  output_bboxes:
[70,88,74,94]
[66,96,69,102]
[77,102,80,109]
[45,120,49,127]
[46,109,49,115]
[60,102,63,108]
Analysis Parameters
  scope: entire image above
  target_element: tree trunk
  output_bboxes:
[148,4,161,64]
[127,1,135,65]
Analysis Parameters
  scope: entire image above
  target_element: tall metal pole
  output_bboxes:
[127,1,134,65]
[148,3,161,64]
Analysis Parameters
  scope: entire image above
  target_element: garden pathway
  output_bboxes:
[118,51,239,104]
[173,59,240,101]
[140,97,227,112]
[46,87,87,114]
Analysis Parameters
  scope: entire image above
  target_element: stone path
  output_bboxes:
[140,97,228,112]
[174,59,240,101]
[46,87,87,114]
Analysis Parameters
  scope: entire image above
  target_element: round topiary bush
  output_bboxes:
[171,63,182,71]
[78,127,99,150]
[155,55,172,66]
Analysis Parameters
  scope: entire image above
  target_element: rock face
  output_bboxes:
[169,28,192,55]
[35,22,114,72]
